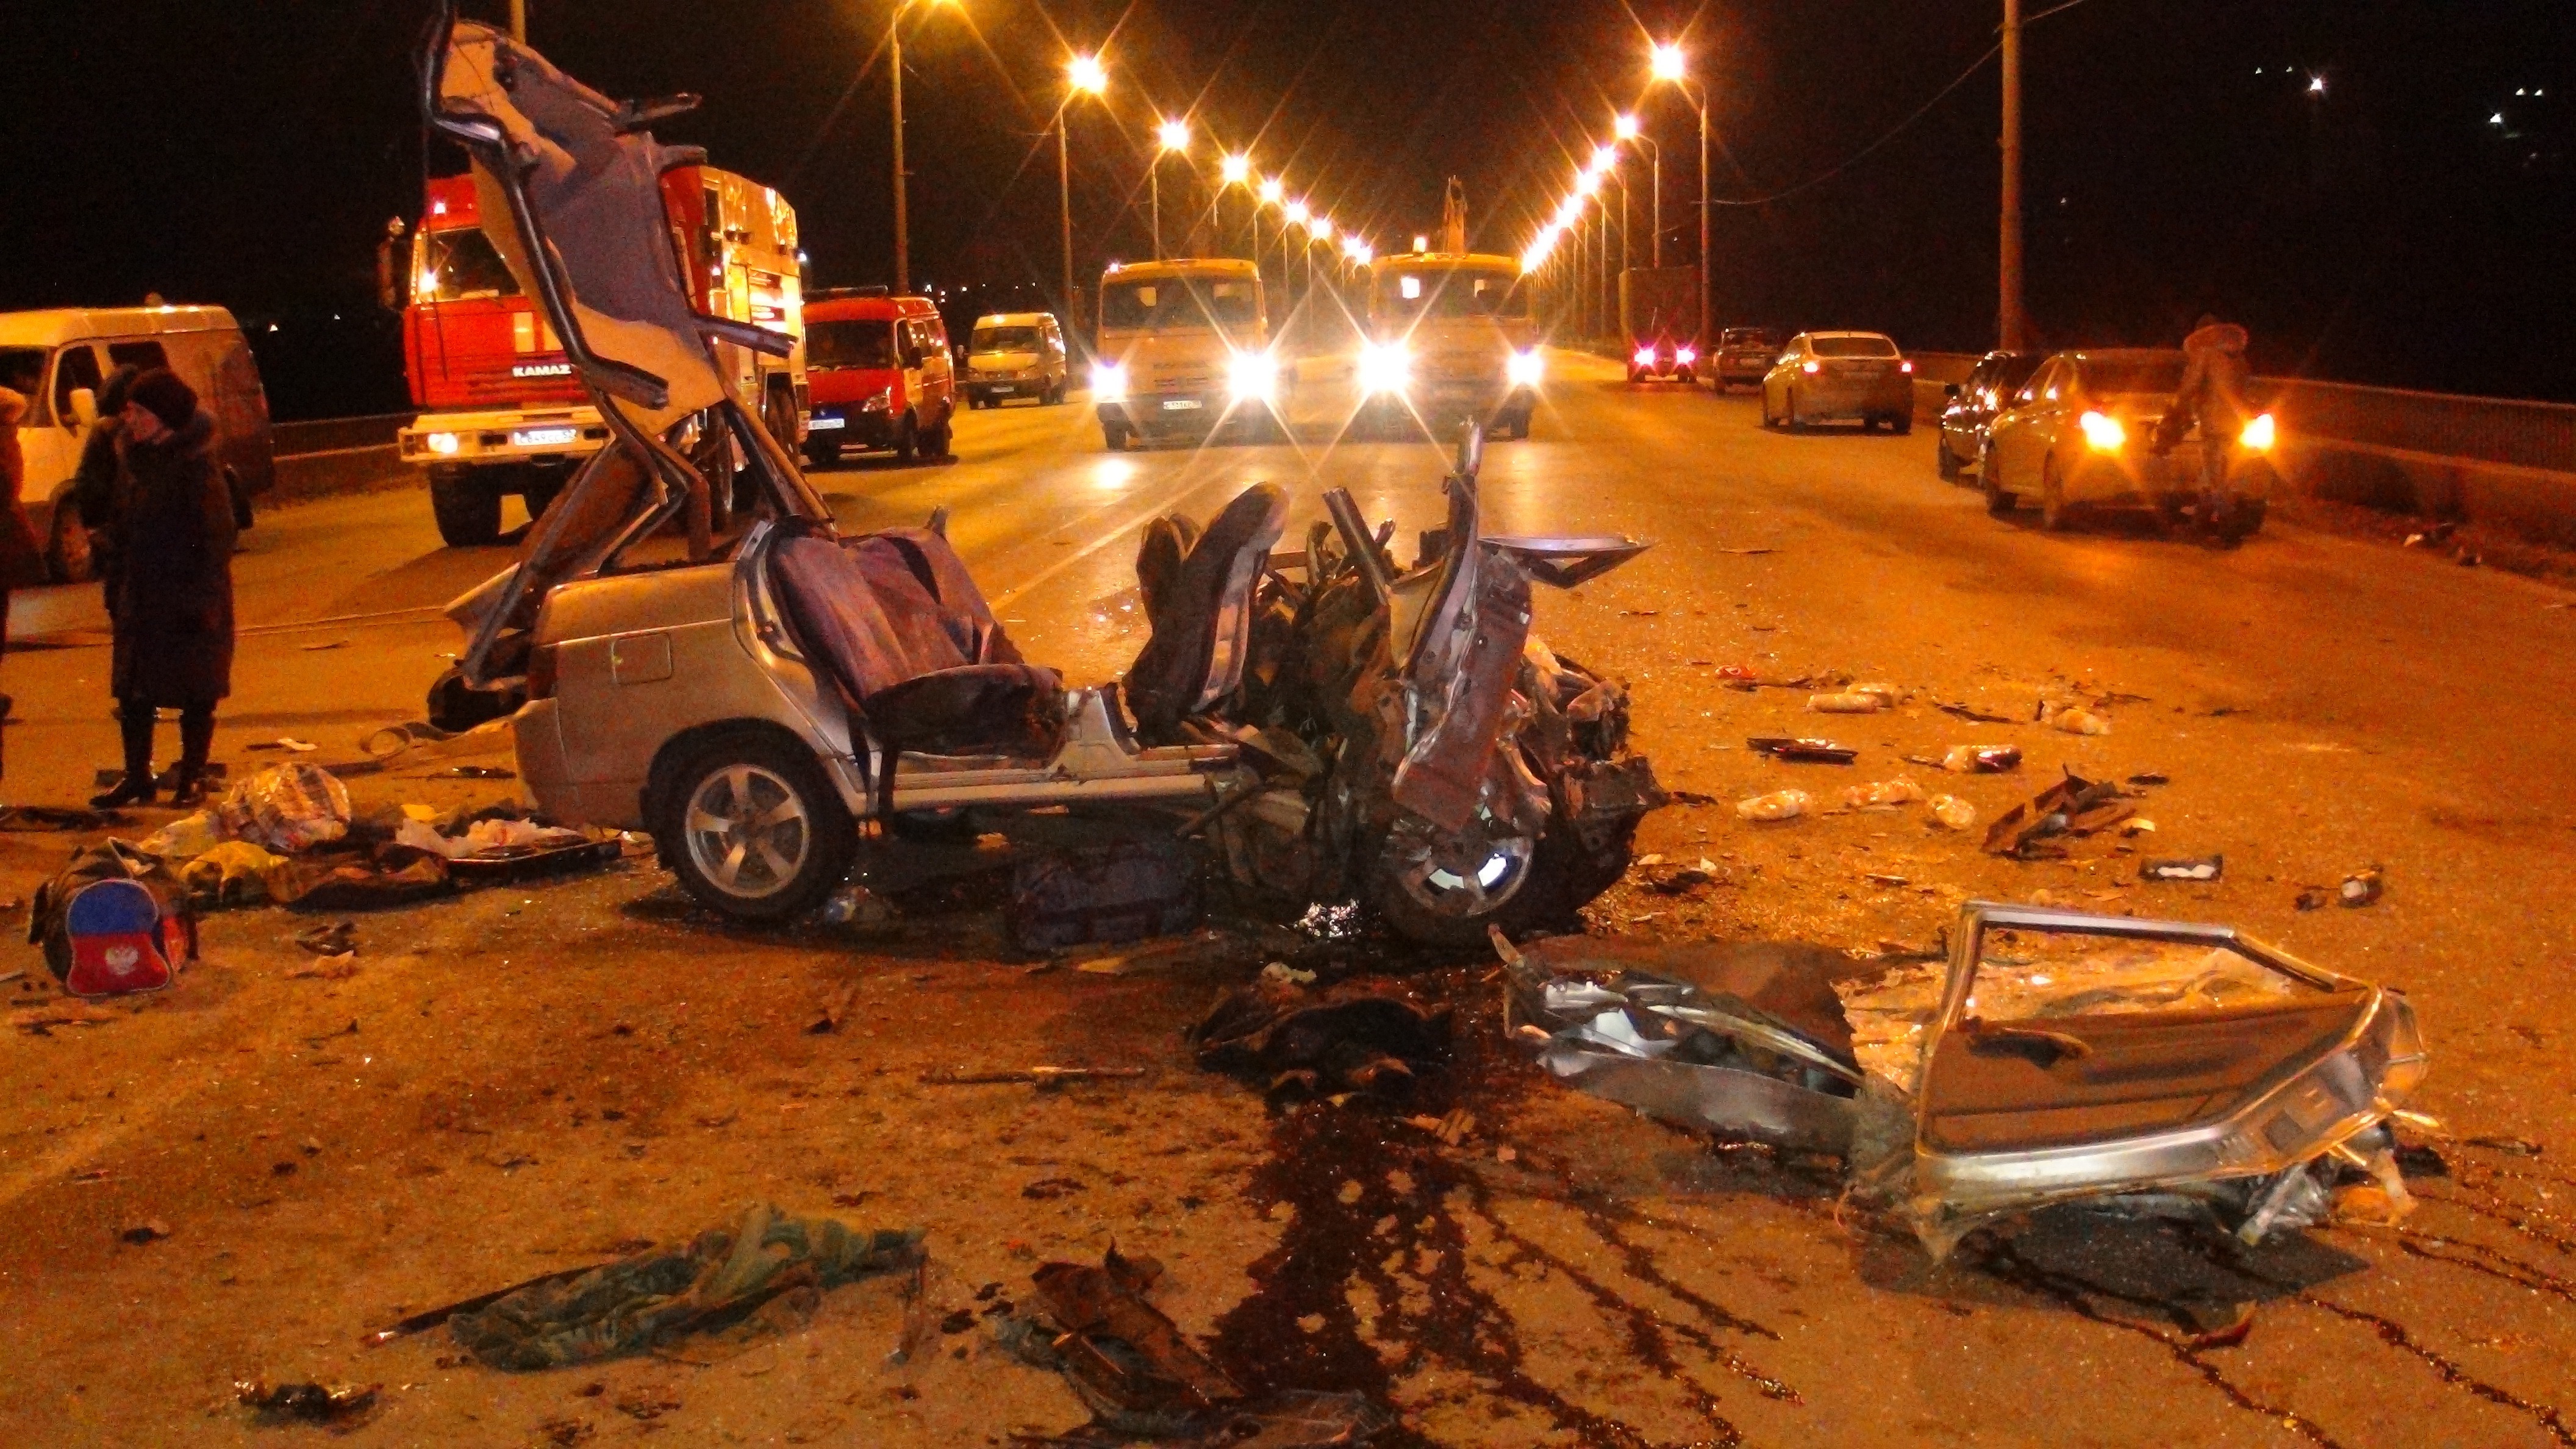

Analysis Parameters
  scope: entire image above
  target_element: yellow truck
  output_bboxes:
[1089,259,1283,449]
[1354,251,1542,440]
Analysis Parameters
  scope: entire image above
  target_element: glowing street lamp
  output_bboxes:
[1259,177,1284,205]
[1649,39,1712,350]
[1066,52,1107,95]
[1651,41,1686,82]
[1151,118,1191,259]
[1058,53,1108,335]
[1616,112,1662,267]
[1220,152,1250,186]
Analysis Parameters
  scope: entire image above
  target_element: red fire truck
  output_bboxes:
[397,168,807,546]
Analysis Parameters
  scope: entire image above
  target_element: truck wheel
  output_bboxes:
[893,413,920,463]
[652,731,856,923]
[43,498,95,584]
[429,469,504,548]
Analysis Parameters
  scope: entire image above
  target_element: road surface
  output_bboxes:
[1,351,2569,1447]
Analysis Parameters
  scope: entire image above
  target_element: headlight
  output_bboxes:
[424,432,460,456]
[2240,412,2276,451]
[1632,346,1658,368]
[1227,351,1278,404]
[1506,349,1544,388]
[1091,363,1127,401]
[860,388,892,413]
[2079,410,2126,451]
[1358,342,1409,396]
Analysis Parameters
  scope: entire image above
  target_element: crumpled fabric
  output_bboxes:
[137,809,229,860]
[218,764,350,854]
[449,1203,922,1370]
[178,840,288,908]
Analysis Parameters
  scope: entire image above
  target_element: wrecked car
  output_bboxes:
[1504,901,2426,1258]
[416,16,1661,943]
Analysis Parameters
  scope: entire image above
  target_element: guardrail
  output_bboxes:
[269,410,411,501]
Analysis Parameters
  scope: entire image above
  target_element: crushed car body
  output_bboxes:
[1504,901,2427,1259]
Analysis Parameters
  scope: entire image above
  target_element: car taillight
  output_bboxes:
[1633,347,1658,368]
[1675,348,1697,365]
[2079,410,2127,451]
[526,643,560,701]
[2239,412,2276,451]
[1800,360,1820,374]
[1900,360,1914,373]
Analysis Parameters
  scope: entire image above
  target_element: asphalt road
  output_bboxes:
[1,351,2571,1447]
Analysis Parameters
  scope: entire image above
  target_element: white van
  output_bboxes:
[0,306,273,581]
[961,312,1068,409]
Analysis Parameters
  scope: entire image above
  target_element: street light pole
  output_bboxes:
[890,9,909,292]
[509,0,526,41]
[1693,89,1709,351]
[1059,56,1106,348]
[1999,0,2027,351]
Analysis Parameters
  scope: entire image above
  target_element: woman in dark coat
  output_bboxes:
[90,367,235,808]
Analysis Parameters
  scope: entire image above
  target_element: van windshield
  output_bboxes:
[809,320,897,370]
[416,227,521,302]
[1377,268,1528,321]
[973,326,1043,352]
[1100,277,1258,331]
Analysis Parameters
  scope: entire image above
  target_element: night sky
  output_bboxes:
[4,1,2566,417]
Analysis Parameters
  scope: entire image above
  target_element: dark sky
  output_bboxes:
[3,1,2569,415]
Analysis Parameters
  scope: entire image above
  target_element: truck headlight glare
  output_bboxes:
[1506,349,1544,388]
[1227,351,1278,403]
[1091,363,1127,401]
[2240,412,2276,451]
[426,432,460,456]
[1358,342,1409,395]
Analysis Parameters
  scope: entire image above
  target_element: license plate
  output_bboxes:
[806,416,846,431]
[510,426,579,448]
[1161,398,1203,411]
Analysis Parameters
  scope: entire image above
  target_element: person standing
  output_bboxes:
[2155,313,2253,542]
[70,364,141,618]
[90,367,235,809]
[0,360,52,729]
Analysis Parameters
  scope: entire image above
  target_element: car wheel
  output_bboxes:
[2040,454,2072,531]
[429,469,504,548]
[803,440,840,470]
[1983,447,2016,515]
[1102,420,1131,451]
[654,732,856,922]
[1937,435,1964,481]
[923,413,954,459]
[43,498,94,584]
[1786,389,1802,431]
[1891,410,1913,436]
[893,413,920,463]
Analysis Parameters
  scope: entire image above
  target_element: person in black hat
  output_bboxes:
[70,363,143,618]
[90,367,236,808]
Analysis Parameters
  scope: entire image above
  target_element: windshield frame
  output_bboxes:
[1099,275,1262,333]
[1373,266,1530,323]
[970,326,1045,353]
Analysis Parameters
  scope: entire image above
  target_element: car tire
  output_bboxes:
[43,497,95,584]
[803,440,840,470]
[2040,454,2073,531]
[893,413,920,463]
[923,414,954,459]
[1102,420,1131,451]
[1891,411,1913,436]
[1759,391,1776,428]
[1937,435,1964,481]
[430,469,504,548]
[653,731,857,923]
[1786,389,1803,431]
[1983,447,2016,515]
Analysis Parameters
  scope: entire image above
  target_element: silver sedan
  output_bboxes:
[1760,331,1917,433]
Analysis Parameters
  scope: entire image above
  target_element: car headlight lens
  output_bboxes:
[425,431,460,456]
[1228,351,1278,403]
[1632,346,1658,368]
[1358,342,1409,396]
[2079,410,2127,451]
[1675,347,1697,367]
[1091,363,1127,401]
[1506,349,1544,388]
[2240,412,2276,451]
[860,388,892,413]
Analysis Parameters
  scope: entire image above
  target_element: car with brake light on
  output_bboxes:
[1089,259,1281,449]
[1936,349,2044,482]
[1980,348,2277,539]
[962,312,1067,409]
[1760,331,1916,433]
[800,288,954,467]
[1354,250,1541,440]
[1713,327,1779,389]
[1626,335,1696,385]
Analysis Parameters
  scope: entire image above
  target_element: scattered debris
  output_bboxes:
[2047,707,2112,736]
[1010,840,1201,954]
[1849,682,1902,707]
[820,882,893,928]
[1189,985,1451,1102]
[2340,866,2385,907]
[1807,692,1884,714]
[806,981,860,1034]
[1737,789,1814,823]
[1939,744,2022,774]
[1259,960,1318,987]
[2142,855,2225,882]
[30,843,196,998]
[1748,737,1857,764]
[2122,819,2156,837]
[243,738,321,754]
[0,805,134,833]
[918,1066,1146,1090]
[1981,771,2135,859]
[1836,779,1925,812]
[2296,886,2332,912]
[118,1218,171,1244]
[2404,521,2458,549]
[2186,1304,2258,1351]
[294,920,357,956]
[442,1203,921,1368]
[235,1380,380,1425]
[1934,701,2019,724]
[2128,770,2170,786]
[1927,795,1978,831]
[1404,1107,1478,1145]
[221,763,352,854]
[1646,858,1722,894]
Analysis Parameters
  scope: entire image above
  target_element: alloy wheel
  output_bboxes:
[682,763,812,900]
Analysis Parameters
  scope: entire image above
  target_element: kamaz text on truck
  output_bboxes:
[396,168,806,546]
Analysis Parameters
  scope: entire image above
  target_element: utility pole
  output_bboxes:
[1057,118,1073,338]
[1998,0,2026,351]
[1696,98,1710,352]
[509,0,526,41]
[890,15,910,293]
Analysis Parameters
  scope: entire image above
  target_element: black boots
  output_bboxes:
[91,703,158,809]
[171,706,216,807]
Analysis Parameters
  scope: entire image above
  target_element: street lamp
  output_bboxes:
[1059,53,1107,343]
[1615,112,1662,268]
[1153,117,1190,260]
[1217,152,1251,258]
[1649,39,1711,352]
[888,0,960,295]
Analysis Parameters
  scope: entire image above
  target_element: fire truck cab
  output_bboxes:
[397,168,805,546]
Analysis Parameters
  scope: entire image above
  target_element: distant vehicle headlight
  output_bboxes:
[2239,412,2276,451]
[1092,363,1128,401]
[425,431,461,456]
[1228,351,1278,403]
[1358,342,1410,396]
[1506,349,1544,388]
[1632,346,1658,368]
[2079,410,2127,451]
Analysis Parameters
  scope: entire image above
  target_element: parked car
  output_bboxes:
[1713,326,1779,389]
[1980,348,2278,538]
[801,289,954,465]
[1759,332,1915,433]
[1625,335,1697,385]
[0,305,273,581]
[1936,350,2045,482]
[962,312,1067,409]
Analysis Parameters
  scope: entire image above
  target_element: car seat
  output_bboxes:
[1123,484,1290,741]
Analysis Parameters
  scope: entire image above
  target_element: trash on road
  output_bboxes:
[1850,682,1902,707]
[2341,866,2385,907]
[1836,779,1925,812]
[2047,707,2112,736]
[1188,984,1451,1103]
[118,1218,171,1244]
[918,1065,1147,1089]
[177,840,289,909]
[266,848,454,912]
[2296,886,2332,911]
[1737,789,1815,823]
[0,805,134,833]
[1011,840,1201,954]
[1939,744,2022,774]
[1982,771,2135,859]
[1927,795,1978,831]
[1001,1247,1397,1446]
[445,1203,922,1369]
[293,920,357,957]
[1808,692,1886,714]
[219,764,351,854]
[1748,737,1857,764]
[1935,701,2019,724]
[2142,855,2225,882]
[235,1379,380,1425]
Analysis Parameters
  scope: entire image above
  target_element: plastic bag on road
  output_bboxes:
[219,764,351,854]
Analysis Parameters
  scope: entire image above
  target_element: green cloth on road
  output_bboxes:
[450,1203,923,1369]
